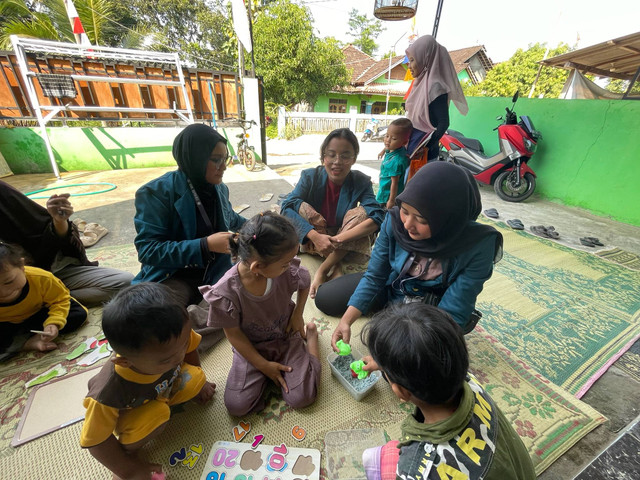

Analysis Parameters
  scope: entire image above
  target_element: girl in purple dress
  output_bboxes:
[201,212,321,416]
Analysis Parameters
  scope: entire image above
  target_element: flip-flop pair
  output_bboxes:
[483,208,499,219]
[506,219,524,230]
[580,237,604,247]
[530,225,560,239]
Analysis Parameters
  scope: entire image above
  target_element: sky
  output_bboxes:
[302,0,639,63]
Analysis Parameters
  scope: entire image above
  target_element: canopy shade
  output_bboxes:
[541,31,640,81]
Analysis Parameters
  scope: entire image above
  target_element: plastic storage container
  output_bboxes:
[324,428,387,480]
[327,348,381,401]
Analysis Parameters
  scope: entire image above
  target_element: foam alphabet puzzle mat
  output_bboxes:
[199,441,321,480]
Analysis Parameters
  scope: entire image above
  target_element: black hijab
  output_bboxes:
[172,123,227,189]
[389,161,502,260]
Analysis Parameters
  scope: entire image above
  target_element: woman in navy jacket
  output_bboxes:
[324,161,503,348]
[133,124,246,306]
[280,128,385,298]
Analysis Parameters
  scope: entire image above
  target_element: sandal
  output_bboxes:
[82,223,109,247]
[483,208,499,219]
[72,217,87,232]
[507,219,525,230]
[580,237,596,247]
[530,225,550,238]
[584,236,603,246]
[546,226,560,239]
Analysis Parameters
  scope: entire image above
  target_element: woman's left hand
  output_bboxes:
[206,232,233,253]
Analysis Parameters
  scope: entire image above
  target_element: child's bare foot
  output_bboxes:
[23,335,57,352]
[195,381,216,404]
[305,322,319,359]
[327,264,343,281]
[309,268,328,299]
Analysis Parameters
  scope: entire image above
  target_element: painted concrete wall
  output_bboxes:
[1,97,638,225]
[0,126,252,174]
[449,97,640,226]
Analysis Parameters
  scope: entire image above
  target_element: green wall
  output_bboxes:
[0,126,247,173]
[449,97,640,226]
[315,92,404,112]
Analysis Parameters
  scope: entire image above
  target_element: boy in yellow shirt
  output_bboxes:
[80,283,216,479]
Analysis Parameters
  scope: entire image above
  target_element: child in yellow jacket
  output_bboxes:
[0,242,87,358]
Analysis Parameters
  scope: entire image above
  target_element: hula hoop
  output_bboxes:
[25,182,117,199]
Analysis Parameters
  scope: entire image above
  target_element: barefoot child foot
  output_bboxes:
[23,335,57,352]
[310,267,329,299]
[305,322,320,359]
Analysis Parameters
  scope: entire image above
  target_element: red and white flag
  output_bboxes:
[63,0,92,46]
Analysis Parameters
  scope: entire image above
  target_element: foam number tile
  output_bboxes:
[266,444,289,472]
[251,435,265,449]
[169,447,187,466]
[291,426,306,441]
[182,444,204,469]
[233,421,252,442]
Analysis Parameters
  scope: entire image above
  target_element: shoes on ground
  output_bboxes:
[580,236,604,247]
[507,219,525,230]
[530,225,560,239]
[80,223,108,248]
[483,208,499,219]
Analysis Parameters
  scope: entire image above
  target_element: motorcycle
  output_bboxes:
[439,92,542,202]
[361,118,386,142]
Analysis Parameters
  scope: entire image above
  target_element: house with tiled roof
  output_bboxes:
[314,44,494,114]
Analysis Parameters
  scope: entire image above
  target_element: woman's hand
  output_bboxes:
[262,361,292,393]
[206,232,233,253]
[378,148,386,160]
[308,231,334,256]
[46,193,73,237]
[331,319,352,352]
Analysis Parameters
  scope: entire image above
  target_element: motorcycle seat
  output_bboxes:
[446,129,484,153]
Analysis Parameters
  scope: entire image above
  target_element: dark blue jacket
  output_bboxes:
[133,170,245,284]
[280,166,385,243]
[348,215,498,327]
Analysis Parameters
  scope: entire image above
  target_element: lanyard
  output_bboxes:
[186,178,215,234]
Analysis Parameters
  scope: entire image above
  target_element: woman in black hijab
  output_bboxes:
[133,124,246,306]
[320,161,502,348]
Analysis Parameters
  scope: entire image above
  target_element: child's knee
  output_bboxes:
[224,389,263,417]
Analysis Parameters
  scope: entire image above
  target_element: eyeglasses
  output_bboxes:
[324,152,355,163]
[209,155,231,166]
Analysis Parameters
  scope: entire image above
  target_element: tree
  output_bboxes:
[347,8,384,57]
[252,0,349,107]
[465,43,572,98]
[0,0,133,49]
[124,0,235,70]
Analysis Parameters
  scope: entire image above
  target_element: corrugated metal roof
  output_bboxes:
[541,31,640,80]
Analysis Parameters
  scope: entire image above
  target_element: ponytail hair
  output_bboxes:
[230,211,298,265]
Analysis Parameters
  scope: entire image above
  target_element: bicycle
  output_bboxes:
[226,119,258,171]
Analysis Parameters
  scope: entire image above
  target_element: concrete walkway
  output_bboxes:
[3,134,640,479]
